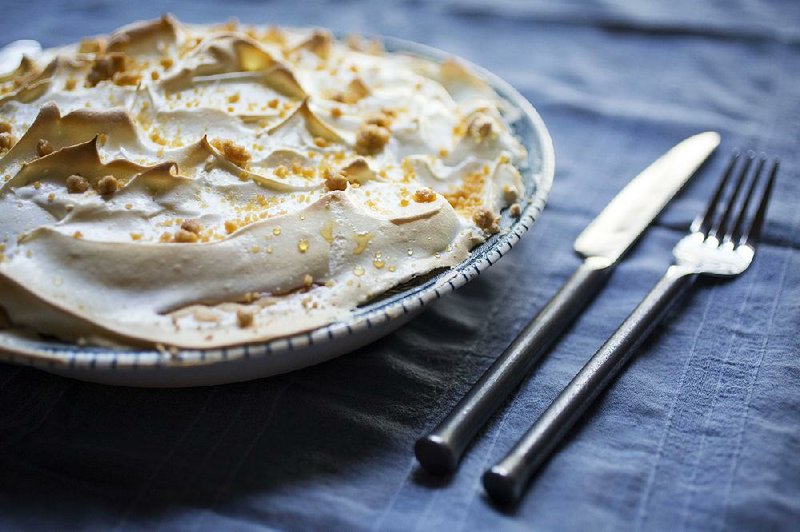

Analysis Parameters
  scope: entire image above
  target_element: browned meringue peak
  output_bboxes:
[0,103,141,170]
[288,30,334,60]
[0,193,465,348]
[0,56,66,105]
[134,134,319,193]
[438,58,497,103]
[0,140,182,246]
[0,103,227,188]
[0,90,141,142]
[0,55,39,85]
[202,137,317,193]
[106,14,182,58]
[1,137,148,192]
[340,158,376,184]
[0,78,49,106]
[345,33,384,55]
[265,99,345,145]
[165,64,307,109]
[161,33,279,89]
[248,64,307,99]
[328,77,371,105]
[255,25,289,46]
[120,161,191,191]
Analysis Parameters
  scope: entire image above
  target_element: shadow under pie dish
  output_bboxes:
[0,15,554,386]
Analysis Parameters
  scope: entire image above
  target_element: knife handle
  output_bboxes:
[482,265,698,505]
[414,256,614,476]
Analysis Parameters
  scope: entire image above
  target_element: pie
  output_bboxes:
[0,15,527,348]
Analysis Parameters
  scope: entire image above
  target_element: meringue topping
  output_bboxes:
[0,15,527,348]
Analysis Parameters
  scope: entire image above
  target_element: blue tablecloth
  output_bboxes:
[1,1,798,530]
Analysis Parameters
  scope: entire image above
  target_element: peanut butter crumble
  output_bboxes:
[211,138,251,168]
[413,187,436,203]
[36,139,54,157]
[236,309,254,328]
[0,133,16,152]
[502,184,519,203]
[112,72,142,86]
[86,53,129,87]
[472,207,500,234]
[180,219,202,234]
[174,229,199,243]
[468,114,494,142]
[355,124,390,155]
[364,111,391,128]
[78,37,107,54]
[324,171,348,191]
[65,175,90,193]
[96,175,119,195]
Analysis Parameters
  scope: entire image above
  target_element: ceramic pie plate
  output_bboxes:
[0,34,554,387]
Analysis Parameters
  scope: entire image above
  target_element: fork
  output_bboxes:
[482,151,780,506]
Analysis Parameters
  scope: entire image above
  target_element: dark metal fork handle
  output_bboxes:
[483,265,698,505]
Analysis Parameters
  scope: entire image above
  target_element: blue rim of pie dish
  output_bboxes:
[0,34,555,372]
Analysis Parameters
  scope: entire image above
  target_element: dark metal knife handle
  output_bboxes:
[482,265,697,505]
[415,256,614,476]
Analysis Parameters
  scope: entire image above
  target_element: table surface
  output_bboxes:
[1,1,798,530]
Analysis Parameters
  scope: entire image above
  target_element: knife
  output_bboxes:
[414,131,721,476]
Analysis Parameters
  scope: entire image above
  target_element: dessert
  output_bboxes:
[0,15,527,349]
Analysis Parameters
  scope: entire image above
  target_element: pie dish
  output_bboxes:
[0,16,554,386]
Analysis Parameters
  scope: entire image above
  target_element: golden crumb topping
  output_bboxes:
[36,139,54,157]
[96,175,119,195]
[211,138,251,168]
[180,219,202,234]
[444,171,486,212]
[0,132,15,152]
[174,228,199,243]
[236,309,254,328]
[66,174,90,193]
[86,53,129,87]
[467,114,494,142]
[78,37,107,55]
[324,171,348,191]
[363,111,392,128]
[502,184,519,203]
[472,207,499,234]
[413,187,436,203]
[112,72,142,86]
[355,124,390,155]
[332,78,370,104]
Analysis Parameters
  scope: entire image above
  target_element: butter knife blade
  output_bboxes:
[575,131,720,263]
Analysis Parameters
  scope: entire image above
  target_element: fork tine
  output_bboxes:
[693,151,740,235]
[739,159,779,248]
[710,151,754,240]
[729,155,766,244]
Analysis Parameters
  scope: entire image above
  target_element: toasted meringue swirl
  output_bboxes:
[0,15,527,348]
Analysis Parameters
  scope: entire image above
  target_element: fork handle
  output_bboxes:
[483,265,698,506]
